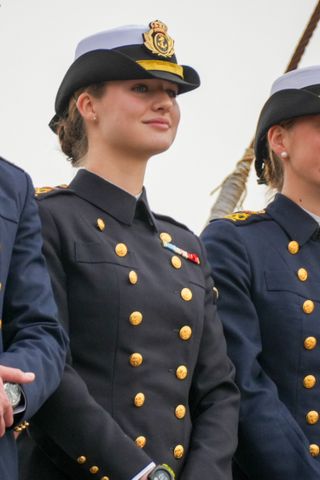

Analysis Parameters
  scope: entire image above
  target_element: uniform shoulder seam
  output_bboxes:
[153,212,191,232]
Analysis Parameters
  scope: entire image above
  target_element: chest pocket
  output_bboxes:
[74,241,137,268]
[264,269,320,301]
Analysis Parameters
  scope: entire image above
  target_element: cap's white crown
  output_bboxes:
[271,65,320,95]
[75,25,146,60]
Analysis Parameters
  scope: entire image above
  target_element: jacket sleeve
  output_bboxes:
[0,173,67,422]
[201,220,320,479]
[180,240,240,480]
[30,200,153,480]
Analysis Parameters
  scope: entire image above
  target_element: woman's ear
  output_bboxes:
[76,92,97,123]
[267,125,288,158]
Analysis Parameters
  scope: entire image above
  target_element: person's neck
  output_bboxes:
[83,148,148,196]
[281,181,320,216]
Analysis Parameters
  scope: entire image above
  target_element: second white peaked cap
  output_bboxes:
[254,65,320,182]
[271,65,320,94]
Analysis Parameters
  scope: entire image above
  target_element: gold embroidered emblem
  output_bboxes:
[35,184,69,197]
[224,210,266,222]
[143,20,175,58]
[35,186,54,196]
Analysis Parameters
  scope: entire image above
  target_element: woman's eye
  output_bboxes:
[167,89,178,98]
[133,84,148,93]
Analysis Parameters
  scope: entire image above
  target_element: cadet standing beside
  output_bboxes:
[201,65,320,479]
[19,21,239,480]
[0,156,67,480]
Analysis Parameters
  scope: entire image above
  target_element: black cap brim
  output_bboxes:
[49,48,200,132]
[254,88,320,179]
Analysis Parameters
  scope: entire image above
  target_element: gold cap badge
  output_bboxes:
[143,20,175,57]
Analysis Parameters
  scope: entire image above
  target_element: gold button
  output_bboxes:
[173,444,184,459]
[96,218,105,231]
[306,410,319,425]
[115,243,128,257]
[171,255,182,269]
[129,270,138,285]
[0,319,2,329]
[101,477,110,480]
[89,466,99,474]
[176,365,188,380]
[129,311,143,326]
[310,444,320,457]
[135,436,146,448]
[297,268,308,282]
[213,286,219,299]
[130,353,143,367]
[303,300,315,314]
[288,240,299,254]
[160,232,172,243]
[181,288,192,302]
[77,456,87,464]
[179,326,192,341]
[303,375,316,389]
[134,392,145,407]
[175,404,186,419]
[304,336,317,350]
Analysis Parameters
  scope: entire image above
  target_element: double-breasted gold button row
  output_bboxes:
[126,232,186,459]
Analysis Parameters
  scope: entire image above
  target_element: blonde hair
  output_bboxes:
[55,82,107,166]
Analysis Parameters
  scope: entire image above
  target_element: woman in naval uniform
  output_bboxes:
[201,65,320,480]
[19,21,239,480]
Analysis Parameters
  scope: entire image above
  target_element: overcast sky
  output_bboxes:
[1,0,320,233]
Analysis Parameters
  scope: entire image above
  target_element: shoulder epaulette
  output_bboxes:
[35,184,69,198]
[153,213,190,232]
[222,209,268,225]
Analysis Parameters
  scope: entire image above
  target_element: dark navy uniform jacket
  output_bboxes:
[0,157,67,480]
[19,169,239,480]
[201,193,320,480]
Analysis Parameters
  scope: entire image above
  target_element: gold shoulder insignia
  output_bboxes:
[224,210,266,222]
[35,186,55,197]
[35,184,69,197]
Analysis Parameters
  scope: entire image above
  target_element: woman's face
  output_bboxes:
[89,78,180,158]
[281,114,320,189]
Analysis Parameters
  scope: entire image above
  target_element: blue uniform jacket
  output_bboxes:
[0,157,67,480]
[201,193,320,480]
[18,169,239,480]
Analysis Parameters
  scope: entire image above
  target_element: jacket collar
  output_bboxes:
[69,169,158,229]
[266,193,319,245]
